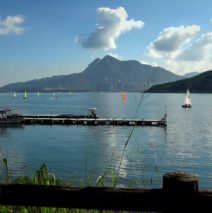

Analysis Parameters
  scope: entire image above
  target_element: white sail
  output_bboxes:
[53,92,58,99]
[23,91,27,99]
[13,92,17,98]
[183,89,192,106]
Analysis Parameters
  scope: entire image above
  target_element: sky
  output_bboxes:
[0,0,212,86]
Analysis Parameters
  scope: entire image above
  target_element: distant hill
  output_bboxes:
[183,72,199,78]
[147,70,212,93]
[0,55,183,92]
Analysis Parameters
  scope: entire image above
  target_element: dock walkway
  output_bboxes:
[22,114,167,127]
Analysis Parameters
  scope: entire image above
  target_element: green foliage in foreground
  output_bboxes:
[0,163,70,213]
[0,163,138,213]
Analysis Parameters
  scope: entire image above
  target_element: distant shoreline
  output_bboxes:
[0,90,149,93]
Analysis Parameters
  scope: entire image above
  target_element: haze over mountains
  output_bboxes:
[148,70,212,93]
[0,55,184,92]
[183,72,200,78]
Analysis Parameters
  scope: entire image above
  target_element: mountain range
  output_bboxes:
[147,70,212,93]
[0,55,184,92]
[183,72,199,78]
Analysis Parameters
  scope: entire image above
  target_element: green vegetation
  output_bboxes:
[0,162,69,213]
[147,70,212,93]
[0,160,139,213]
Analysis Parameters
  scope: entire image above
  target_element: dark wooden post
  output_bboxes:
[163,171,198,194]
[162,171,199,212]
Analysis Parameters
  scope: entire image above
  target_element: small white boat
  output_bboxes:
[0,108,24,124]
[182,89,192,108]
[13,92,17,98]
[23,91,28,99]
[53,92,58,99]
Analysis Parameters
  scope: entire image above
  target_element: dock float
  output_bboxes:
[22,115,167,127]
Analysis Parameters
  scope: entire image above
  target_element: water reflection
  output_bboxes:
[0,128,8,137]
[0,93,212,188]
[0,125,24,137]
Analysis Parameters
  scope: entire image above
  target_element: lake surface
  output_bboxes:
[0,92,212,189]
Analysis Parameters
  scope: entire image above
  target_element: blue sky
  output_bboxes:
[0,0,212,86]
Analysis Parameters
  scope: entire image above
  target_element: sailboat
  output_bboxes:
[182,89,192,108]
[53,92,58,99]
[13,92,17,98]
[121,91,126,103]
[23,91,28,99]
[37,92,40,96]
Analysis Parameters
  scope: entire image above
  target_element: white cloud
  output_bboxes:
[177,32,212,61]
[146,24,212,74]
[164,32,212,74]
[140,60,158,67]
[148,25,200,59]
[0,15,25,35]
[108,53,123,60]
[163,59,212,75]
[77,7,144,50]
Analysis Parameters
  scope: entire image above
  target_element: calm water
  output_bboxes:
[0,92,212,188]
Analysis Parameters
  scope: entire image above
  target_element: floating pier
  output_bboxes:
[22,114,167,127]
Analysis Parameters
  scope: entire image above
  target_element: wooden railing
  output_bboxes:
[0,172,212,212]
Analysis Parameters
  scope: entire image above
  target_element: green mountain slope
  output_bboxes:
[0,55,183,92]
[147,70,212,93]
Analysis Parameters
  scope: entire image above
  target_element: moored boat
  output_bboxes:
[0,108,24,124]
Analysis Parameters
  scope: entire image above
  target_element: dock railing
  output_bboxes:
[0,172,212,212]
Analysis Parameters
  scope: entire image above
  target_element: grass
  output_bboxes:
[0,163,71,213]
[0,161,140,213]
